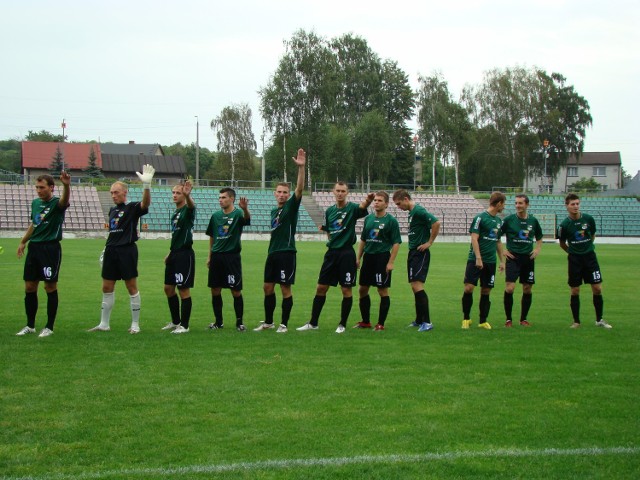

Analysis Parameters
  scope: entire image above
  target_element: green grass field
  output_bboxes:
[1,239,639,479]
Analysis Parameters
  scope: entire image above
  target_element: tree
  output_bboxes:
[211,104,257,184]
[163,142,216,180]
[0,139,21,173]
[26,130,65,142]
[352,110,391,189]
[462,66,592,189]
[316,124,352,184]
[260,30,414,188]
[570,177,601,192]
[49,145,64,175]
[416,73,471,192]
[83,146,103,178]
[330,33,382,126]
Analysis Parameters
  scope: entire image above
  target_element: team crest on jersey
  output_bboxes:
[271,209,283,229]
[331,212,346,231]
[518,229,530,240]
[35,207,50,226]
[172,212,181,231]
[218,219,232,237]
[369,228,380,239]
[110,210,124,230]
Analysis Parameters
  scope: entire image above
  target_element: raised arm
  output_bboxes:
[239,197,250,221]
[58,171,71,209]
[359,192,375,210]
[183,180,195,209]
[136,164,155,210]
[293,148,306,199]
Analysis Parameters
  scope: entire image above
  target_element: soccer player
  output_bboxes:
[355,191,401,331]
[501,194,543,327]
[557,193,611,329]
[89,164,155,334]
[461,191,506,330]
[16,171,71,337]
[392,189,440,332]
[254,148,305,333]
[297,183,374,333]
[161,180,196,334]
[206,188,250,332]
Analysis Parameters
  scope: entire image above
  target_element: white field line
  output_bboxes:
[3,446,639,480]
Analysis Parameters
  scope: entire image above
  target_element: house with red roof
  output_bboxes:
[21,142,102,181]
[21,141,186,185]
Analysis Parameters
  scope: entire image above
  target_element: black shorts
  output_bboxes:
[164,248,195,289]
[505,252,535,284]
[359,252,392,288]
[23,241,62,282]
[264,251,297,285]
[568,251,602,287]
[102,244,139,281]
[464,260,497,288]
[208,252,242,290]
[318,248,357,287]
[407,249,431,283]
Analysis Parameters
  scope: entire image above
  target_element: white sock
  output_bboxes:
[130,292,141,329]
[100,292,115,328]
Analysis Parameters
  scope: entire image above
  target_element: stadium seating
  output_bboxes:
[126,187,319,233]
[311,192,485,236]
[0,184,105,231]
[503,194,640,237]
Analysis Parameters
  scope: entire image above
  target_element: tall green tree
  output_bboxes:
[83,146,103,178]
[462,66,592,189]
[316,124,352,184]
[330,33,382,126]
[260,30,341,187]
[211,104,257,183]
[352,110,391,189]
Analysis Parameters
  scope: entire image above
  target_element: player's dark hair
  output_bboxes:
[36,174,55,187]
[375,191,389,203]
[489,191,506,206]
[219,187,236,200]
[515,194,530,204]
[392,189,411,201]
[565,193,580,204]
[334,181,348,190]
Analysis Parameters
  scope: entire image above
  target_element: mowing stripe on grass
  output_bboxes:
[3,446,638,480]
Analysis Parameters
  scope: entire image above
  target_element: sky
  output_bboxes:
[1,0,639,176]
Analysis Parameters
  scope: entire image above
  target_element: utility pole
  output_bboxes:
[60,118,66,171]
[195,116,200,185]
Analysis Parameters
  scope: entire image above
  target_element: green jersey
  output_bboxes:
[407,204,439,250]
[324,202,368,249]
[268,194,301,254]
[206,207,249,254]
[360,213,402,254]
[500,213,543,254]
[557,213,596,255]
[29,196,67,243]
[467,211,502,263]
[170,204,195,250]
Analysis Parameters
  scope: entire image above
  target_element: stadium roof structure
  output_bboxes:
[21,141,102,169]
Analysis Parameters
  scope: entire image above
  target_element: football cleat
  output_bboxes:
[374,324,385,331]
[253,322,275,331]
[418,322,434,332]
[16,326,36,336]
[478,322,492,330]
[161,322,179,331]
[276,324,288,333]
[172,325,189,334]
[296,323,318,331]
[335,324,346,334]
[461,319,471,330]
[353,322,372,329]
[519,320,530,327]
[38,328,54,338]
[595,320,612,329]
[570,322,581,328]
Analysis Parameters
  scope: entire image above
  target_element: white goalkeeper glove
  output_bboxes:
[136,164,156,189]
